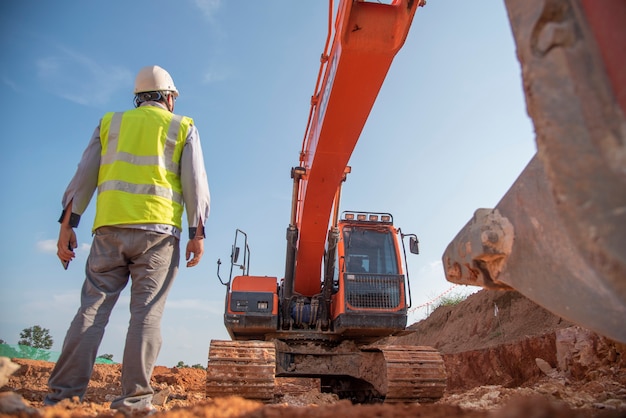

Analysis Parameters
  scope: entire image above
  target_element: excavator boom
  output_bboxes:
[294,0,423,296]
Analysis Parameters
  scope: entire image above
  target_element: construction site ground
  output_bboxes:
[2,289,625,417]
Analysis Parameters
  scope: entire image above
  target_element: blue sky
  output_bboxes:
[0,1,535,367]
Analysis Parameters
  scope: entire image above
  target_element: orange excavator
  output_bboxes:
[206,0,447,403]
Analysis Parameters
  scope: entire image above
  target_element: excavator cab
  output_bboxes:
[330,211,411,337]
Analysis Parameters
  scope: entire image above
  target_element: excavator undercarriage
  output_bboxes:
[206,339,446,403]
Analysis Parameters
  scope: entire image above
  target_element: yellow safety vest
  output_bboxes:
[94,106,193,231]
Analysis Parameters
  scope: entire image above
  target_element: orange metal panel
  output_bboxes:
[231,276,278,292]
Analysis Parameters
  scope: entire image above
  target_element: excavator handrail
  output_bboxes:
[398,229,417,309]
[300,0,335,161]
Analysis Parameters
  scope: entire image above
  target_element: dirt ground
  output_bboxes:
[2,290,625,417]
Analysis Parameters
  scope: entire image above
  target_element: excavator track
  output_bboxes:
[206,340,276,401]
[379,345,447,403]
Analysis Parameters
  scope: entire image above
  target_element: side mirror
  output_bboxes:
[409,236,419,254]
[231,246,240,263]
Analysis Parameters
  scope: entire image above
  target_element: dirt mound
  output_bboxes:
[1,290,625,417]
[397,290,626,394]
[402,289,573,353]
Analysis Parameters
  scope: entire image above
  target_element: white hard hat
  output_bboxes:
[134,65,179,97]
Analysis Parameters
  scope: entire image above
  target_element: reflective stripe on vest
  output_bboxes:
[98,180,183,205]
[94,107,192,231]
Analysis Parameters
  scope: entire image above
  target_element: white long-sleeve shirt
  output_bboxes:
[61,102,211,239]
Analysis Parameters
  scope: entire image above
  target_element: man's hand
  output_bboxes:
[185,238,204,267]
[57,225,77,266]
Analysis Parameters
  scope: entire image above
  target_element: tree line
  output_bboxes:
[0,325,113,362]
[3,326,203,368]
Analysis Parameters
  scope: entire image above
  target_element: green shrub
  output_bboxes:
[433,291,469,309]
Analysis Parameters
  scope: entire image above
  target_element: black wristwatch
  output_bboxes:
[189,226,205,240]
[58,209,81,228]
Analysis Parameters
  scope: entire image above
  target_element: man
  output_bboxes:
[45,65,210,413]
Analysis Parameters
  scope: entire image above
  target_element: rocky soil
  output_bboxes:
[1,290,625,417]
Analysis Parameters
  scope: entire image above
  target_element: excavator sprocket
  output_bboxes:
[206,340,276,401]
[379,345,447,403]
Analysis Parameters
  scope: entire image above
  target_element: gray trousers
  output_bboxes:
[45,227,179,410]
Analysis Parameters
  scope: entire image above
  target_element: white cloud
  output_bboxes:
[417,259,446,283]
[36,239,57,253]
[166,298,223,315]
[1,76,19,92]
[36,239,91,254]
[193,0,221,21]
[36,45,132,106]
[202,67,230,85]
[23,290,79,314]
